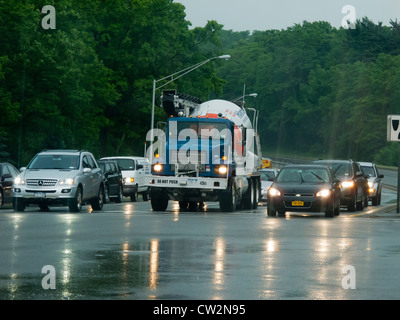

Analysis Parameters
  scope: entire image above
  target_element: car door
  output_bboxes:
[108,162,118,195]
[353,162,366,201]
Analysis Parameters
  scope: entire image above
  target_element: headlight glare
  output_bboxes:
[268,187,281,197]
[59,178,74,185]
[316,189,331,197]
[341,181,354,188]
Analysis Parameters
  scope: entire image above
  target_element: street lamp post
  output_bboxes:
[148,54,231,160]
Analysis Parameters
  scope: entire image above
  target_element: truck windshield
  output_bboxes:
[169,121,229,139]
[28,155,80,170]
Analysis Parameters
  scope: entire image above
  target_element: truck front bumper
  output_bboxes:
[148,176,228,190]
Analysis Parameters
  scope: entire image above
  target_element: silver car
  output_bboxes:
[358,161,384,206]
[13,150,104,212]
[259,168,279,202]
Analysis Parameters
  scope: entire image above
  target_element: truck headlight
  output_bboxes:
[152,163,163,172]
[218,165,227,174]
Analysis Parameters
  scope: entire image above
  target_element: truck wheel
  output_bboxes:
[219,182,237,212]
[252,178,260,210]
[150,191,168,211]
[243,178,254,210]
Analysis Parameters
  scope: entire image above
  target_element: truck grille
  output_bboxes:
[170,150,207,164]
[26,179,58,187]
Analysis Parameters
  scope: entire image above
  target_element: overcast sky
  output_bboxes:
[177,0,400,32]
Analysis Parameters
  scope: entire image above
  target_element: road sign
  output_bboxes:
[387,115,400,213]
[387,115,400,141]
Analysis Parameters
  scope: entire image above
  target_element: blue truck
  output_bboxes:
[148,90,262,212]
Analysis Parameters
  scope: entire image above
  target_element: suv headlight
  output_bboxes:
[14,177,25,185]
[341,181,354,188]
[59,178,75,186]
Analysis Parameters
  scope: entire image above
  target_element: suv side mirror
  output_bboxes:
[83,168,92,173]
[378,174,384,178]
[137,164,143,170]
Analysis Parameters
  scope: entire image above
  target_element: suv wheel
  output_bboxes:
[13,198,25,212]
[92,185,104,211]
[69,187,83,212]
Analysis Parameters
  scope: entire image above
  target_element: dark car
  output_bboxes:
[0,163,20,208]
[267,164,341,217]
[97,159,123,203]
[358,161,384,206]
[313,159,369,212]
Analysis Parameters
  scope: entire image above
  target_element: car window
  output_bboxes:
[115,159,136,170]
[2,165,10,176]
[28,155,80,170]
[260,171,276,181]
[361,166,375,177]
[8,164,19,176]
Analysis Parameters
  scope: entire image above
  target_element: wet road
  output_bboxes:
[1,188,400,300]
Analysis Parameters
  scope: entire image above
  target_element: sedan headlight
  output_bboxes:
[341,181,354,188]
[268,187,281,197]
[316,189,331,197]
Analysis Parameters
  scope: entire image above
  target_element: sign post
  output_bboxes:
[387,115,400,213]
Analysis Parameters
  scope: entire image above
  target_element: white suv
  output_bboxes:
[100,156,150,201]
[13,150,104,212]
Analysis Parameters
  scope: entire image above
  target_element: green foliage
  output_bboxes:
[0,0,225,166]
[216,20,400,166]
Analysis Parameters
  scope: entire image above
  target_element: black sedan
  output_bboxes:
[0,162,20,208]
[267,164,341,217]
[97,159,123,203]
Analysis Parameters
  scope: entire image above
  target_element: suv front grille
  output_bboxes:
[26,179,58,187]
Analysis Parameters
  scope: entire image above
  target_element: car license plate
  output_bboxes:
[292,200,304,206]
[34,192,46,198]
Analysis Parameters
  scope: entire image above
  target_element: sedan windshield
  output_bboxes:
[277,168,329,183]
[28,155,79,170]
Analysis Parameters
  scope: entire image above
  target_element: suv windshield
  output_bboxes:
[28,155,80,170]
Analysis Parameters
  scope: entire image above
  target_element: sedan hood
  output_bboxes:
[273,182,332,195]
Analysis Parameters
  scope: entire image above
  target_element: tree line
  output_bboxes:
[0,0,225,167]
[215,19,400,166]
[1,1,400,167]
